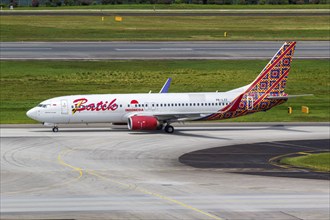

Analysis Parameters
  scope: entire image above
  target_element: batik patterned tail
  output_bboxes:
[203,41,296,121]
[246,41,296,97]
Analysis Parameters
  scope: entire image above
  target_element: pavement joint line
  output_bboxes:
[57,150,223,220]
[87,169,223,220]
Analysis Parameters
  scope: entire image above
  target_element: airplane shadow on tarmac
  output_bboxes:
[34,125,308,141]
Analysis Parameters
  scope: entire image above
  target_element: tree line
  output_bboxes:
[3,0,329,7]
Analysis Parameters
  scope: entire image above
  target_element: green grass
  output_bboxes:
[0,59,329,124]
[1,15,329,41]
[281,153,330,172]
[4,4,330,10]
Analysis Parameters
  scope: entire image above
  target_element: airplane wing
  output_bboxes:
[127,93,244,122]
[135,111,218,122]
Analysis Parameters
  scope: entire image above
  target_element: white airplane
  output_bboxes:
[27,42,304,133]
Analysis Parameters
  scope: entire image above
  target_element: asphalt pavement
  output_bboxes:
[1,41,329,60]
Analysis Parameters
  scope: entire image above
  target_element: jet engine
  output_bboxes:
[128,116,160,130]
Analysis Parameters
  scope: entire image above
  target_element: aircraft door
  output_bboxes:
[61,99,68,114]
[247,96,254,110]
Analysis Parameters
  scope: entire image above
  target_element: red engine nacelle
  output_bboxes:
[128,116,159,130]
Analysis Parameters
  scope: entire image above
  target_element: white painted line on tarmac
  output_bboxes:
[115,48,193,51]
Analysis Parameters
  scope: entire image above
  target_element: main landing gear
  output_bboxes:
[164,124,174,133]
[52,126,59,132]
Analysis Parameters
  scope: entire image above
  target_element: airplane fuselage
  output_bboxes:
[26,41,297,133]
[27,92,237,124]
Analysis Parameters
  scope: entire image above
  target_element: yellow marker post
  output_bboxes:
[288,107,292,114]
[224,32,227,37]
[302,106,309,114]
[101,16,104,21]
[115,16,123,22]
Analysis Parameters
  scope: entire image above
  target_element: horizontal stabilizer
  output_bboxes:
[267,94,313,99]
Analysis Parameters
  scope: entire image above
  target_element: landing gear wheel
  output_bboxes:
[164,125,174,133]
[52,127,59,132]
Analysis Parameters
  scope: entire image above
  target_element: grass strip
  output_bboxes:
[281,153,330,172]
[0,59,329,124]
[1,15,329,41]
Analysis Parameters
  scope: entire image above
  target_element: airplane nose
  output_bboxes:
[26,108,37,120]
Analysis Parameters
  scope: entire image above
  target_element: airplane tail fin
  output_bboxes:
[234,41,296,113]
[203,42,297,121]
[245,41,296,96]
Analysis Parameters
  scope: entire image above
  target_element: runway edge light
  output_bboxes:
[288,107,292,114]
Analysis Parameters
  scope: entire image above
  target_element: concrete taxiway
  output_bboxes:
[1,123,329,219]
[1,41,329,60]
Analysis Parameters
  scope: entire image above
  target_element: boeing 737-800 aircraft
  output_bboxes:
[27,42,303,133]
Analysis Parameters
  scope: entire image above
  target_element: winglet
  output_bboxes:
[159,78,172,93]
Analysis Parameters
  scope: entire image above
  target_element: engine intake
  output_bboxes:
[128,116,159,130]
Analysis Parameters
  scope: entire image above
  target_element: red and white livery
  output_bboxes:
[27,42,307,133]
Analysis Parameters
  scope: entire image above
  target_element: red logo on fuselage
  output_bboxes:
[130,100,139,105]
[72,98,118,114]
